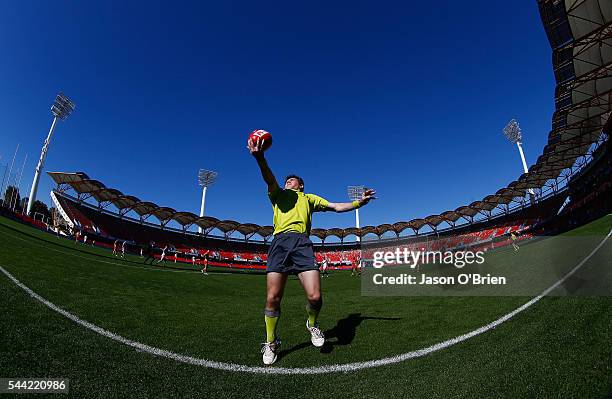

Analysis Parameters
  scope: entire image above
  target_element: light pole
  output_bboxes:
[197,169,218,233]
[27,93,75,215]
[0,159,6,205]
[1,143,19,207]
[11,154,28,212]
[348,185,365,242]
[503,119,535,201]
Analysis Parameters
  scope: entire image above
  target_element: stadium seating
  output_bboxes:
[54,194,105,235]
[10,171,609,272]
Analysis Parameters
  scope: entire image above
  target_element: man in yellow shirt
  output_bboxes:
[510,232,520,251]
[248,137,375,365]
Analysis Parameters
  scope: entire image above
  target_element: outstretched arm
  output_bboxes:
[327,188,376,213]
[247,138,280,193]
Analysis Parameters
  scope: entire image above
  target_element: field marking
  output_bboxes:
[1,228,611,374]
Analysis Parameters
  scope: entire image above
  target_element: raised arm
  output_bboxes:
[327,188,376,213]
[247,137,280,193]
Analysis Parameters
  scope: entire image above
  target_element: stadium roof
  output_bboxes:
[47,171,90,185]
[92,188,123,203]
[172,212,199,226]
[131,201,159,217]
[111,195,141,212]
[150,207,177,224]
[46,1,611,241]
[194,216,219,231]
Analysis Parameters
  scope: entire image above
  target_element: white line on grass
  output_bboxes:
[1,229,610,374]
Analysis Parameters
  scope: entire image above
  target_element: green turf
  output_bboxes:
[0,215,611,398]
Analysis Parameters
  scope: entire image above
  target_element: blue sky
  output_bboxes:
[0,1,555,234]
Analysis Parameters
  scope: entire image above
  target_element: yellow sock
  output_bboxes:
[264,310,280,342]
[306,303,320,327]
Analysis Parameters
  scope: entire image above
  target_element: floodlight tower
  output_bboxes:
[197,169,218,233]
[11,153,28,212]
[348,185,365,241]
[27,93,75,215]
[1,144,19,207]
[503,119,535,200]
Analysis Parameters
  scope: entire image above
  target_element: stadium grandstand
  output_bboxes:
[26,118,611,272]
[36,0,612,268]
[2,2,612,397]
[8,0,612,271]
[1,0,610,271]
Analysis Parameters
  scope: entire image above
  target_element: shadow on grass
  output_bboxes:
[278,313,401,359]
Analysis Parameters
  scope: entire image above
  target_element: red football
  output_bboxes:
[249,129,272,151]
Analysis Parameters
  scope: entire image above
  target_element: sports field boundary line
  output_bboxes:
[1,228,610,374]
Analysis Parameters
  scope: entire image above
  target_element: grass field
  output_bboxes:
[1,214,611,398]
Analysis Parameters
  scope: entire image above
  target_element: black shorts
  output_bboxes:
[266,232,318,274]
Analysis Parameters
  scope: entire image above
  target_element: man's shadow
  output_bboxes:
[277,313,401,359]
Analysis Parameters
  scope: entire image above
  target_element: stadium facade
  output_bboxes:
[2,0,610,269]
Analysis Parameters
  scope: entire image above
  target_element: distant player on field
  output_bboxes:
[191,248,198,266]
[248,136,376,365]
[201,250,210,275]
[320,254,329,278]
[350,253,359,276]
[156,245,168,265]
[143,241,156,265]
[510,232,520,251]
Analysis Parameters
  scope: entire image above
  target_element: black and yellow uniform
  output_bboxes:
[266,187,329,274]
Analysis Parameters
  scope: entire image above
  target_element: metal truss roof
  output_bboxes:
[45,1,611,241]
